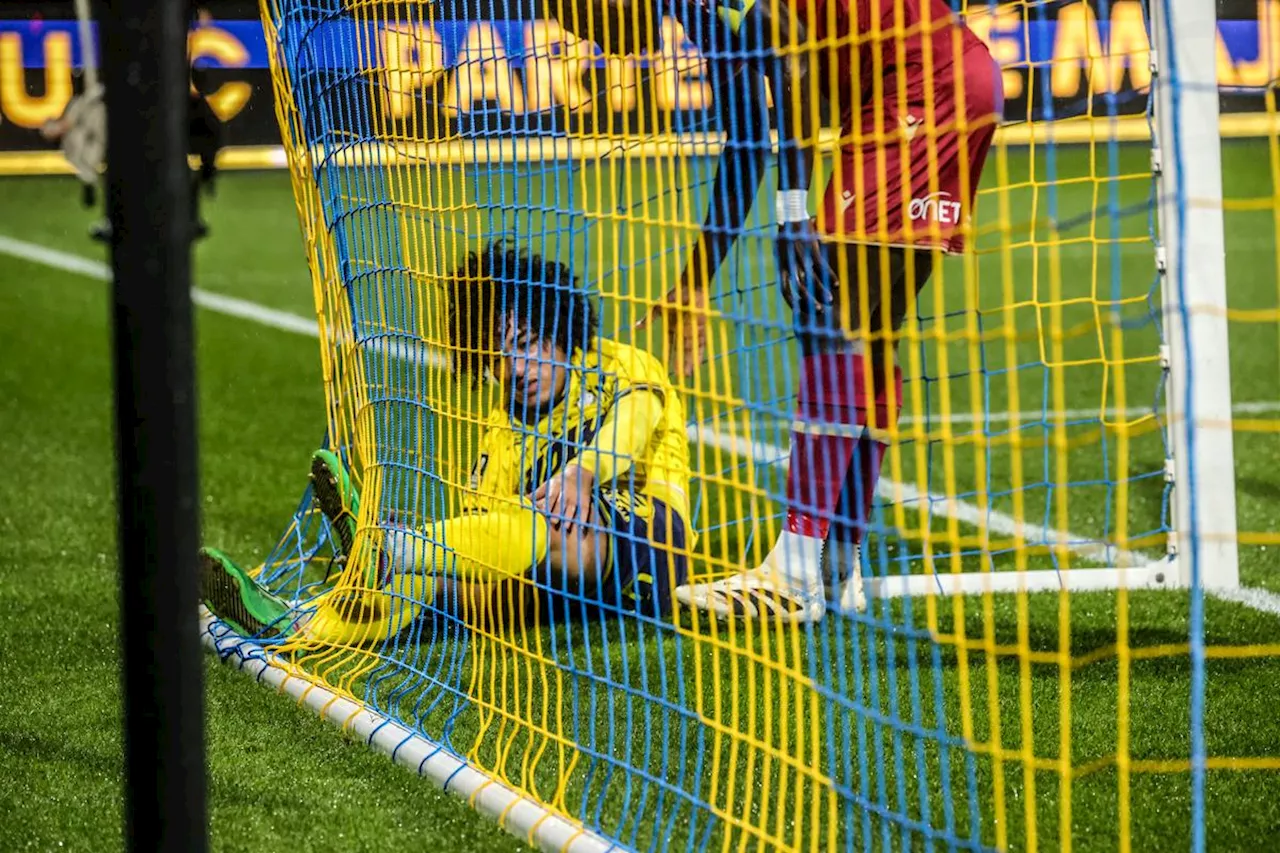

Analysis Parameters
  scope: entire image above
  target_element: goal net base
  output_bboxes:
[871,559,1179,599]
[198,607,618,853]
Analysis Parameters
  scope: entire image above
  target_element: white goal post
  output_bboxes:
[875,0,1239,599]
[1152,0,1241,591]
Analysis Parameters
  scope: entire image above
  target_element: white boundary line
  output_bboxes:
[1199,585,1280,616]
[0,236,318,336]
[7,233,1279,613]
[199,608,619,853]
[8,233,1277,428]
[902,400,1280,427]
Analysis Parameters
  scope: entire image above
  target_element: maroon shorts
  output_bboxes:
[815,46,1004,254]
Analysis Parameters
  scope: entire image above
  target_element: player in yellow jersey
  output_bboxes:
[199,240,692,643]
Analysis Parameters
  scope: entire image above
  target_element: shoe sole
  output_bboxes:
[311,452,356,557]
[200,551,268,636]
[675,584,825,625]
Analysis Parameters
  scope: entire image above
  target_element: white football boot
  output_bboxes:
[675,531,869,624]
[674,531,828,623]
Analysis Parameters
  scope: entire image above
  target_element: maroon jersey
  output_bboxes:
[792,0,986,113]
[794,0,1003,252]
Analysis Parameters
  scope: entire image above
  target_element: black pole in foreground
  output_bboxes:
[103,1,207,850]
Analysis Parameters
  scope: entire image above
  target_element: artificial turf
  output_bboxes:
[0,192,532,852]
[1,137,1279,851]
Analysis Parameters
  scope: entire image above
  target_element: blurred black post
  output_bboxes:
[102,0,207,851]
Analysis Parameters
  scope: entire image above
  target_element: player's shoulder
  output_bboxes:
[595,338,672,390]
[482,404,512,431]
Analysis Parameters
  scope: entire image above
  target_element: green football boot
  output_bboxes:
[199,547,296,639]
[310,449,360,558]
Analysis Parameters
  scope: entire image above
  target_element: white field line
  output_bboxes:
[1201,585,1280,616]
[11,233,1275,429]
[686,423,1149,568]
[8,234,1280,610]
[0,235,320,336]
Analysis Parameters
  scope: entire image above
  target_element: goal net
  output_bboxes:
[201,0,1280,848]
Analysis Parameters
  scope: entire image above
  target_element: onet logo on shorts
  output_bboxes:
[908,192,962,225]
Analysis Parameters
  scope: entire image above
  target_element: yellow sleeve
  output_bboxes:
[572,388,665,483]
[571,341,674,483]
[463,413,512,506]
[597,339,674,400]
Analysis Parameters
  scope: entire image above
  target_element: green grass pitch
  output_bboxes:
[1,138,1279,851]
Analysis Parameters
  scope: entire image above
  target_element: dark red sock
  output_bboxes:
[830,436,887,546]
[785,352,901,539]
[828,362,901,551]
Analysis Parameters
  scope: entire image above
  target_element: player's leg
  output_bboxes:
[199,549,427,647]
[822,51,1002,612]
[822,246,934,613]
[376,489,688,629]
[825,53,1001,606]
[202,450,550,643]
[277,505,550,645]
[674,245,906,622]
[422,495,618,630]
[677,50,1000,624]
[309,448,359,560]
[309,473,667,634]
[300,503,553,641]
[200,447,362,641]
[542,489,688,620]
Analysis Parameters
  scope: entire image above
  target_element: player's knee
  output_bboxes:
[547,525,607,587]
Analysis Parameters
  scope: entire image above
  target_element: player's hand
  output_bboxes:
[636,283,711,379]
[532,464,596,534]
[776,219,836,313]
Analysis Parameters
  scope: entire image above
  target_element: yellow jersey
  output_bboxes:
[463,339,692,526]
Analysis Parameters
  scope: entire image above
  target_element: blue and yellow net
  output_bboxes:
[205,0,1280,849]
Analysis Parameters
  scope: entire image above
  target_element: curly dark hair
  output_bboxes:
[446,240,598,385]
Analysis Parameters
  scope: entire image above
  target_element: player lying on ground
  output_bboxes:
[200,240,693,644]
[558,0,1003,622]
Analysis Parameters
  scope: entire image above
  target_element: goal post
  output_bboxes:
[1152,0,1241,590]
